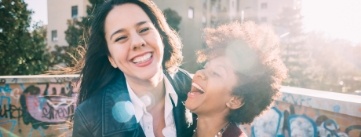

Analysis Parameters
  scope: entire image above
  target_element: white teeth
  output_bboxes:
[133,53,152,63]
[192,83,204,92]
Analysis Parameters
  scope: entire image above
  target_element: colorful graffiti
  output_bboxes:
[1,76,361,137]
[248,87,361,137]
[0,76,79,137]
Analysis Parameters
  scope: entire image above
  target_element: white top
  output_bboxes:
[127,74,178,137]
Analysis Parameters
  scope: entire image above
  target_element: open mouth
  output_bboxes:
[189,83,205,94]
[131,52,152,64]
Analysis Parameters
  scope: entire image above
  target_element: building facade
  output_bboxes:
[47,0,88,49]
[152,0,301,72]
[152,0,205,72]
[46,0,300,72]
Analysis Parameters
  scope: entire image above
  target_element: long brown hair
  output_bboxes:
[78,0,183,105]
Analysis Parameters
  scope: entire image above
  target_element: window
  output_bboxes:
[71,6,78,18]
[188,7,194,19]
[51,30,58,41]
[261,3,267,9]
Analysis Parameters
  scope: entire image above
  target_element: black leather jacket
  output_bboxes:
[72,69,196,137]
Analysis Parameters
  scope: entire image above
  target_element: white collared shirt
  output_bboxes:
[127,74,178,137]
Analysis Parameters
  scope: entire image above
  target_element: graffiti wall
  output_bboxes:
[0,75,79,137]
[1,76,360,137]
[248,87,361,137]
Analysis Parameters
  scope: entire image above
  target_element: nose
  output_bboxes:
[194,70,207,80]
[130,33,145,50]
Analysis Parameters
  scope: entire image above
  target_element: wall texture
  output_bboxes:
[248,87,361,137]
[0,76,360,137]
[0,75,79,137]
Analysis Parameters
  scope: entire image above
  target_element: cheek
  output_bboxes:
[108,46,128,61]
[150,32,164,49]
[210,81,233,96]
[153,38,164,51]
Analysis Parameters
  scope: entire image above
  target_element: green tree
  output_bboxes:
[60,0,104,67]
[0,0,50,75]
[274,7,314,88]
[306,33,361,92]
[163,8,182,32]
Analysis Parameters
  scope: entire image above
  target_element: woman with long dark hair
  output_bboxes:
[72,0,196,136]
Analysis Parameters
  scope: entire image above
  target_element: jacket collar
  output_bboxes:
[101,70,195,136]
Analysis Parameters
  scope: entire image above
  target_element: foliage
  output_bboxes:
[274,7,361,93]
[163,8,182,32]
[274,7,314,88]
[0,0,50,75]
[61,0,104,67]
[305,33,361,92]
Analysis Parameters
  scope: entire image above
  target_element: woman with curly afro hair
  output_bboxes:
[185,21,287,137]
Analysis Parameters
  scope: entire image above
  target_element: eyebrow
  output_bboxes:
[109,21,148,40]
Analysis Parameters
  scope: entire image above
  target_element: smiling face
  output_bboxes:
[105,3,164,81]
[185,56,239,116]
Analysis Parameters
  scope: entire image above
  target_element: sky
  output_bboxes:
[24,0,48,25]
[24,0,361,44]
[302,0,361,45]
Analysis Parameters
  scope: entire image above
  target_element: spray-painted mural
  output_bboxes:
[0,76,79,137]
[1,76,361,137]
[248,87,361,137]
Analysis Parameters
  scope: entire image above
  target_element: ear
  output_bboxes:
[108,56,117,68]
[226,96,244,110]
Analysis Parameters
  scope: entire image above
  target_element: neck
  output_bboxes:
[126,72,165,110]
[126,71,164,97]
[195,115,229,137]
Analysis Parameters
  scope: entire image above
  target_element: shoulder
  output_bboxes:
[222,123,248,137]
[167,68,192,80]
[168,68,193,87]
[73,88,104,127]
[73,74,134,136]
[73,90,103,136]
[166,68,192,99]
[75,73,128,119]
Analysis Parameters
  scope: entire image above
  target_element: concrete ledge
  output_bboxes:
[280,86,361,118]
[0,75,79,84]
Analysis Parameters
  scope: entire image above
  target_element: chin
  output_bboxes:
[185,100,193,109]
[185,100,198,112]
[137,67,162,80]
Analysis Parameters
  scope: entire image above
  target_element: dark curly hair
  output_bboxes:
[197,21,287,124]
[78,0,183,105]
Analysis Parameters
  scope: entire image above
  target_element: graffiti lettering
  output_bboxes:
[54,78,66,83]
[0,104,22,119]
[0,84,12,93]
[10,88,21,100]
[0,79,5,85]
[11,78,18,84]
[42,105,74,120]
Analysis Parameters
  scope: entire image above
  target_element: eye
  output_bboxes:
[211,71,220,76]
[139,27,150,33]
[207,68,220,77]
[115,36,127,42]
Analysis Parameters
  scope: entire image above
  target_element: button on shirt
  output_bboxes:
[127,74,178,137]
